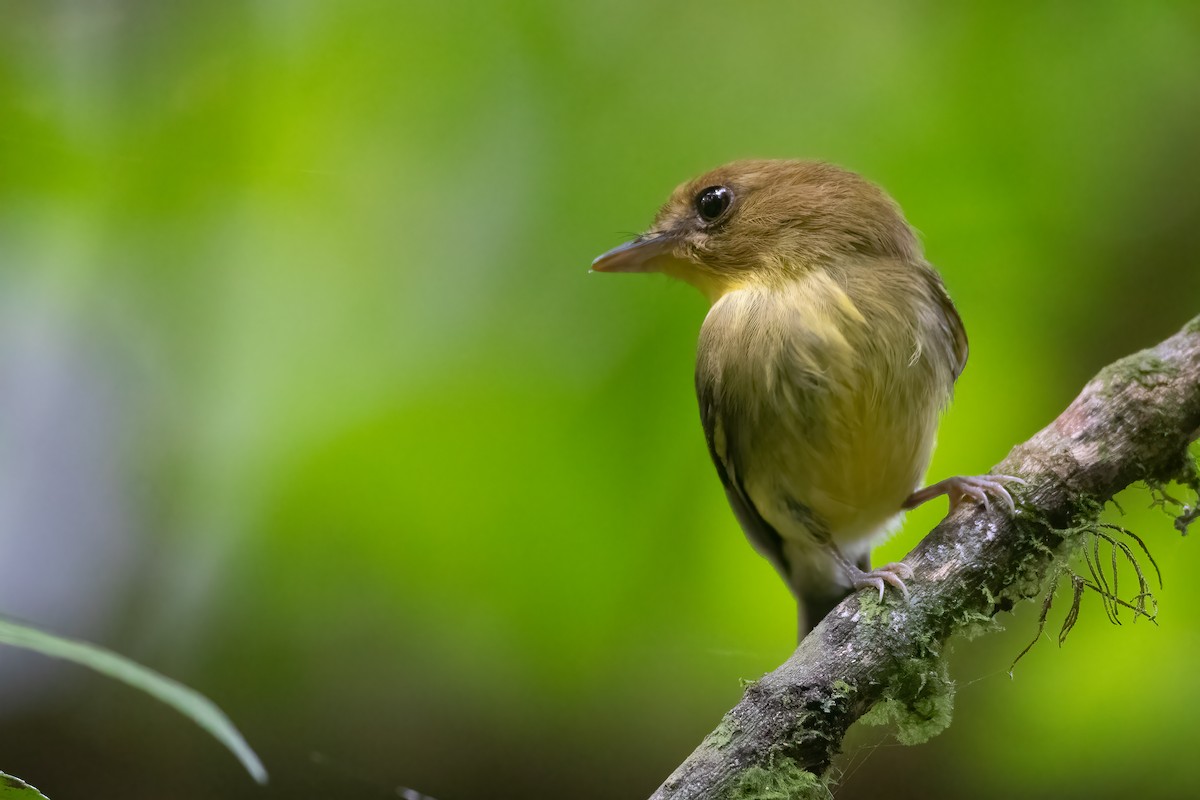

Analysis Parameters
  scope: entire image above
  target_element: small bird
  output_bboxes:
[592,160,1018,638]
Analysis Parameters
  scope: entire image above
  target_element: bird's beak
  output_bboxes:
[590,233,677,273]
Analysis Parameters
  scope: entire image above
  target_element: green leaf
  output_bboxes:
[0,771,50,799]
[0,618,267,784]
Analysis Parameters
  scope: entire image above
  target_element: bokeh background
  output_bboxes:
[2,2,1199,798]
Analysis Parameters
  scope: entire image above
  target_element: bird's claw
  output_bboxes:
[905,474,1026,514]
[852,561,914,601]
[947,474,1025,513]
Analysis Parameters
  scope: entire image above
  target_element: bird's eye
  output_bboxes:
[695,185,733,223]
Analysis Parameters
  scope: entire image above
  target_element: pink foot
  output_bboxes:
[904,474,1025,514]
[849,561,914,601]
[829,548,915,603]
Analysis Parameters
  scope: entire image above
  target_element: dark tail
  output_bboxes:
[797,587,852,642]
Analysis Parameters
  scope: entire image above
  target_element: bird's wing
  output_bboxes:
[699,378,852,636]
[695,374,791,581]
[925,268,969,380]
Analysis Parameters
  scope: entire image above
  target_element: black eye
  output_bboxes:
[695,185,733,223]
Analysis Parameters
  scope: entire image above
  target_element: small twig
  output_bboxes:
[1010,571,1061,674]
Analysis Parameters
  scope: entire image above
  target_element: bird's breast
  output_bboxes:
[697,270,953,548]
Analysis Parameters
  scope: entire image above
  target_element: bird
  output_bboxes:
[591,159,1019,638]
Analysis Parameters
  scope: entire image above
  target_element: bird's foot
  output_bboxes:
[904,474,1026,514]
[849,561,914,601]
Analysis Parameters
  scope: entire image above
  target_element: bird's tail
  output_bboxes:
[797,586,853,642]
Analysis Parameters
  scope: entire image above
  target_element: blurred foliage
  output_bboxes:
[0,618,265,784]
[0,772,48,800]
[1,2,1199,799]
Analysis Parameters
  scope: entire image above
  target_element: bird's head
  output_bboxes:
[591,160,921,302]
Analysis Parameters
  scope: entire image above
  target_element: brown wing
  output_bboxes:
[694,369,790,581]
[925,268,969,381]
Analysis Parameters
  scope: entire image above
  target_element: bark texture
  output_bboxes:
[651,315,1200,800]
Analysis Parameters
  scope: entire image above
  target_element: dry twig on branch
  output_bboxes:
[651,315,1200,800]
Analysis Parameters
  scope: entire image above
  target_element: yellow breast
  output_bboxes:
[697,268,952,549]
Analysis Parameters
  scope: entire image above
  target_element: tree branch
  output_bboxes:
[651,315,1200,800]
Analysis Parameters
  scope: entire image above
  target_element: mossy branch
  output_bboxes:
[650,314,1200,800]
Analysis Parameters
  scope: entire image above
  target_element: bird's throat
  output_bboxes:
[660,261,749,305]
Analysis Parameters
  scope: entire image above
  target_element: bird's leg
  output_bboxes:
[829,547,913,602]
[903,474,1026,514]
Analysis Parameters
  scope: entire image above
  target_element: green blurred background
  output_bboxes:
[2,2,1199,798]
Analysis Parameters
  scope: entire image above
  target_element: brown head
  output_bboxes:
[592,160,922,302]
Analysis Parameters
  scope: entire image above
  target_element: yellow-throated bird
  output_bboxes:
[593,160,1018,638]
